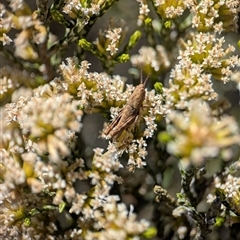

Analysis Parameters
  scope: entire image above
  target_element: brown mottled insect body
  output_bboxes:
[104,76,148,139]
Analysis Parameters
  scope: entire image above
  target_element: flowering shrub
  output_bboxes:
[1,0,240,239]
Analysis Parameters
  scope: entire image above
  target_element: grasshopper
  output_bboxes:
[104,75,148,139]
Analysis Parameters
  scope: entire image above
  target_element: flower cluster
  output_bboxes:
[0,149,25,196]
[152,0,193,19]
[131,45,170,78]
[92,19,128,58]
[217,174,240,216]
[165,99,240,169]
[5,92,82,162]
[207,161,240,217]
[0,66,39,105]
[63,0,100,20]
[164,32,239,109]
[0,72,13,97]
[191,0,239,33]
[59,58,128,111]
[1,1,47,59]
[84,197,150,240]
[1,90,83,205]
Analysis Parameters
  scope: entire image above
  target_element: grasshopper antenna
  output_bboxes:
[144,74,149,87]
[140,70,149,87]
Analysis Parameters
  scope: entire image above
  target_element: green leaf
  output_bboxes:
[59,202,66,213]
[142,227,157,238]
[158,131,171,143]
[154,82,163,94]
[126,30,142,50]
[51,9,67,25]
[215,216,225,226]
[144,17,152,27]
[79,39,94,52]
[116,53,130,63]
[164,20,172,29]
[42,205,58,210]
[24,217,31,226]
